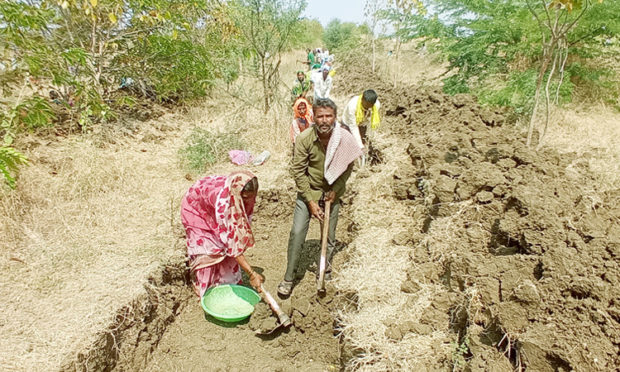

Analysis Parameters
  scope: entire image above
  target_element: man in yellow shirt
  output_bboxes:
[341,89,381,165]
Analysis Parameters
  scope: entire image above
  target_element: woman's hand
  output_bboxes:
[249,271,264,292]
[236,254,263,292]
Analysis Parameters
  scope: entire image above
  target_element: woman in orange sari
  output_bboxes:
[180,170,263,297]
[290,97,313,145]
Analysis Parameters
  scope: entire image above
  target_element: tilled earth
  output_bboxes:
[336,63,619,370]
[138,187,353,371]
[61,59,618,371]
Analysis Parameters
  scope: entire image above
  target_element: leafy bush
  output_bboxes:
[1,97,56,146]
[0,0,244,130]
[179,128,245,172]
[389,0,619,117]
[323,19,362,52]
[0,146,28,189]
[16,97,57,130]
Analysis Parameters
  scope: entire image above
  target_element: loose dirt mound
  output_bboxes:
[336,66,619,370]
[137,186,351,371]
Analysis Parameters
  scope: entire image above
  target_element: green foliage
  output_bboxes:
[477,68,575,115]
[476,70,538,116]
[0,0,244,131]
[1,97,56,145]
[0,145,28,189]
[387,0,618,115]
[231,0,307,112]
[323,20,363,52]
[16,97,57,130]
[451,335,471,371]
[292,19,324,47]
[179,128,245,172]
[566,61,619,103]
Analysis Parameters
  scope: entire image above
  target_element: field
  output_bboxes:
[1,45,619,371]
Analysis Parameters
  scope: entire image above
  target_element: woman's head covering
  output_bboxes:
[214,170,257,256]
[293,97,313,124]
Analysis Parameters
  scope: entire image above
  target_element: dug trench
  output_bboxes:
[58,65,619,370]
[60,183,360,371]
[335,65,619,370]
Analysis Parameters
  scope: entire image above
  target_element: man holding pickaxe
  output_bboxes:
[278,98,362,296]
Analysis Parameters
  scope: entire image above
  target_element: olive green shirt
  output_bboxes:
[291,126,353,203]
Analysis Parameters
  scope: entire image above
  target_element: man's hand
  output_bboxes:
[324,191,336,203]
[308,200,324,222]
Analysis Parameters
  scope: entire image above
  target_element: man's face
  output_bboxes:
[361,98,373,110]
[322,70,329,80]
[314,106,336,135]
[297,72,305,81]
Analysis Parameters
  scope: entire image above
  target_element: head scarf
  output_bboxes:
[214,170,257,256]
[293,97,313,125]
[355,94,381,130]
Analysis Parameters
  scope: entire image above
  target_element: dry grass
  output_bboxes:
[0,127,190,370]
[373,40,448,88]
[539,103,620,191]
[0,50,306,371]
[333,131,453,371]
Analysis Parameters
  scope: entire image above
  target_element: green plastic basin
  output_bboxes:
[200,284,261,323]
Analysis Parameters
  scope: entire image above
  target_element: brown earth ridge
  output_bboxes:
[335,63,619,370]
[58,59,619,371]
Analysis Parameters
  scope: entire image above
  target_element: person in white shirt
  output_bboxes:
[341,89,381,152]
[311,66,333,100]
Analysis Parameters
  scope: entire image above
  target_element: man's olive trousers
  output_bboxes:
[283,195,340,282]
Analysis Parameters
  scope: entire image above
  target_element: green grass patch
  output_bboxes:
[179,128,244,173]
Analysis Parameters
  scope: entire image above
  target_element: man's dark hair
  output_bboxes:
[313,98,338,116]
[362,89,378,105]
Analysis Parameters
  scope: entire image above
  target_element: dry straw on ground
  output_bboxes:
[0,50,305,370]
[0,129,190,370]
[539,104,620,191]
[335,131,453,371]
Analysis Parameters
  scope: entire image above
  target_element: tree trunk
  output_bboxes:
[371,37,376,73]
[540,47,559,146]
[261,56,269,113]
[527,40,556,147]
[554,42,568,104]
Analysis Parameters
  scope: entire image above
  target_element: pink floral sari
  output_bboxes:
[180,171,256,297]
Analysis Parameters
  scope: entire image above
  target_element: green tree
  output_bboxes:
[388,0,618,144]
[0,0,243,124]
[0,0,245,187]
[292,18,324,48]
[232,0,307,113]
[322,19,362,52]
[524,0,614,146]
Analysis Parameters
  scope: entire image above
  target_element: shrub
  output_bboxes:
[0,146,28,189]
[179,128,245,172]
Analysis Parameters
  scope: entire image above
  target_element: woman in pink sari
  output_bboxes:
[181,170,263,297]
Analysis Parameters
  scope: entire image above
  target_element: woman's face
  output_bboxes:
[298,103,306,115]
[241,190,257,201]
